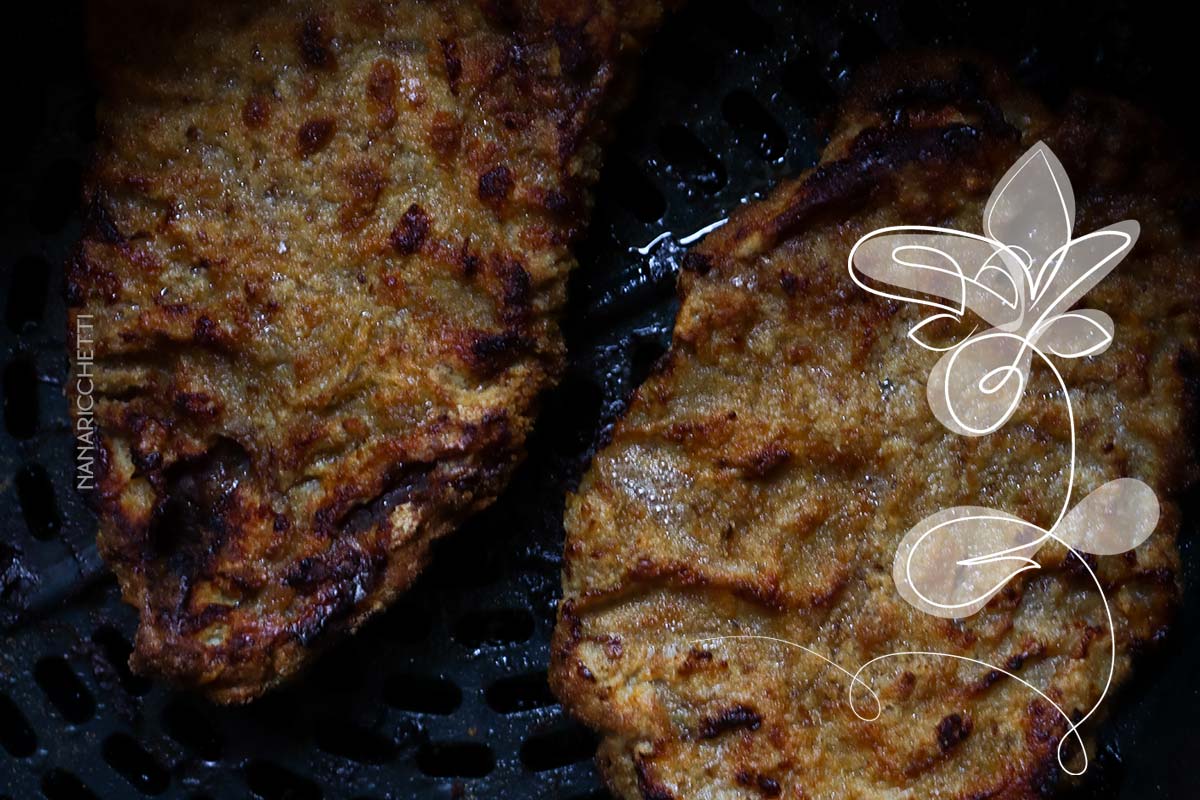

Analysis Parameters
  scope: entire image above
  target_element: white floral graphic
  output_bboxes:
[848,142,1158,618]
[843,141,1160,774]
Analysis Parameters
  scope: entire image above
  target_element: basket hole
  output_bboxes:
[17,463,61,541]
[453,607,534,649]
[705,0,772,51]
[485,671,558,714]
[520,722,599,772]
[314,719,396,764]
[416,741,495,778]
[383,673,462,715]
[781,52,835,111]
[162,696,223,761]
[6,255,50,333]
[34,656,95,724]
[30,158,82,233]
[0,692,37,757]
[606,156,665,223]
[92,625,153,695]
[4,359,39,439]
[657,123,726,195]
[244,760,322,800]
[102,732,170,795]
[722,90,788,161]
[40,768,100,800]
[384,597,433,644]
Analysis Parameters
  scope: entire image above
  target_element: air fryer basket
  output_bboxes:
[3,1,1198,798]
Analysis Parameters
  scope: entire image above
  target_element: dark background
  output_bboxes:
[2,1,1198,798]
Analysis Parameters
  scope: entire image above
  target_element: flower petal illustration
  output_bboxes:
[927,329,1032,436]
[983,142,1074,275]
[893,506,1045,619]
[1029,221,1139,318]
[1054,478,1159,555]
[907,313,977,352]
[849,227,1025,330]
[1033,309,1114,359]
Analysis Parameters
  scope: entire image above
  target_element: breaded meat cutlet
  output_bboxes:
[551,55,1199,799]
[69,0,668,703]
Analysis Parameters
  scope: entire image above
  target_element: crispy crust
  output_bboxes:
[552,54,1200,798]
[69,0,667,703]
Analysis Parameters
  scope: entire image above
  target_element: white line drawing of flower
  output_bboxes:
[849,142,1138,438]
[847,142,1158,619]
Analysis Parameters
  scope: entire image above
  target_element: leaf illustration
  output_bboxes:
[984,142,1074,274]
[849,228,1025,330]
[1053,478,1159,555]
[1033,310,1114,359]
[927,330,1032,436]
[893,506,1045,619]
[1029,222,1139,317]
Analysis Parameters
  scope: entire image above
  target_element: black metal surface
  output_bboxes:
[2,1,1198,798]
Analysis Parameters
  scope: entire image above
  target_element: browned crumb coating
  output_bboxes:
[552,54,1200,799]
[70,0,669,703]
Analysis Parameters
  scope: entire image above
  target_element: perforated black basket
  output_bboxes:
[3,2,1199,799]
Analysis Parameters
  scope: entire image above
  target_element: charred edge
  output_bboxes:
[874,62,1009,132]
[85,197,127,246]
[283,541,388,646]
[389,203,432,254]
[334,461,436,538]
[698,704,762,739]
[769,121,1018,248]
[144,439,251,623]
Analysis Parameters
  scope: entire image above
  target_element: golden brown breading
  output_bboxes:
[68,0,667,703]
[551,55,1199,799]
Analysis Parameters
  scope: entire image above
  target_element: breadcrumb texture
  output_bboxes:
[552,55,1200,799]
[69,0,666,703]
